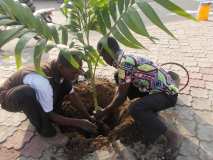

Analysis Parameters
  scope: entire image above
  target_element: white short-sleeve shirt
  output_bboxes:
[23,73,54,113]
[23,72,75,113]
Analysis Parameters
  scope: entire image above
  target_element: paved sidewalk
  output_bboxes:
[1,15,213,160]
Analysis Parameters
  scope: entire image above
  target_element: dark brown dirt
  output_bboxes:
[60,78,116,118]
[59,78,176,160]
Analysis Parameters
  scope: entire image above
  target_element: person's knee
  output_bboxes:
[7,85,36,100]
[3,85,36,112]
[171,94,178,106]
[20,85,36,99]
[166,94,178,108]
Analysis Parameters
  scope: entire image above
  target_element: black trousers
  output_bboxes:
[1,85,57,137]
[114,72,178,144]
[1,82,71,137]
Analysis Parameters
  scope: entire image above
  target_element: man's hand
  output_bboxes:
[48,112,97,134]
[94,83,129,120]
[78,119,97,134]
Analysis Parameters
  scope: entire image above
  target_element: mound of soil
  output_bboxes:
[61,78,116,118]
[59,78,177,160]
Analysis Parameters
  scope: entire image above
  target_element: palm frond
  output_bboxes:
[94,0,195,48]
[0,0,64,71]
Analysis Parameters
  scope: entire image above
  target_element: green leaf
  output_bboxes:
[154,0,196,21]
[60,4,67,17]
[60,26,68,45]
[117,20,145,49]
[48,24,59,44]
[131,0,136,5]
[0,15,9,20]
[125,0,130,10]
[123,7,151,39]
[4,0,35,28]
[118,0,125,15]
[101,7,111,29]
[34,39,47,76]
[76,32,84,44]
[61,0,72,14]
[1,0,53,40]
[88,52,97,64]
[86,45,104,65]
[88,13,99,31]
[0,25,24,48]
[98,56,105,65]
[92,48,105,65]
[136,0,175,38]
[59,48,80,69]
[72,0,84,12]
[0,18,15,25]
[39,19,52,40]
[69,41,75,48]
[45,44,56,53]
[0,0,14,19]
[90,0,108,8]
[15,32,37,69]
[69,15,81,32]
[109,0,117,21]
[14,28,30,39]
[98,37,116,60]
[112,27,141,48]
[95,9,107,35]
